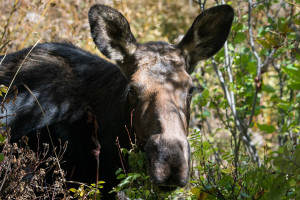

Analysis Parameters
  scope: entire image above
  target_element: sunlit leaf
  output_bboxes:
[0,85,8,94]
[287,82,300,90]
[257,123,276,133]
[256,38,272,48]
[0,134,6,143]
[265,32,282,47]
[221,168,232,174]
[277,103,291,112]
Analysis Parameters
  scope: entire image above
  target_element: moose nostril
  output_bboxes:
[146,136,190,188]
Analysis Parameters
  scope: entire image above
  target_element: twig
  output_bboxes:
[248,0,261,69]
[247,0,276,128]
[0,40,11,52]
[283,0,300,8]
[2,39,41,103]
[22,83,67,188]
[247,0,263,131]
[116,137,126,175]
[0,55,7,66]
[0,0,18,46]
[210,100,230,128]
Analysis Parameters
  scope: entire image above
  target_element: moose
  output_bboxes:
[0,4,233,197]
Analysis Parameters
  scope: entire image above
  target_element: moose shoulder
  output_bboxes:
[0,4,233,197]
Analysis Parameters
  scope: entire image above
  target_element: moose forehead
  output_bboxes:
[132,42,192,89]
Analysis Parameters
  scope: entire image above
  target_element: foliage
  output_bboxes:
[188,0,300,199]
[0,131,72,199]
[112,145,196,199]
[111,146,167,199]
[69,181,105,200]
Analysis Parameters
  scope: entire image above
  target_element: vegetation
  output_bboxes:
[1,0,300,199]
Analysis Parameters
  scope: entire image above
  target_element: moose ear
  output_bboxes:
[178,5,234,74]
[88,4,137,64]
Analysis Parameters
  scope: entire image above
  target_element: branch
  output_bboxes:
[283,0,300,8]
[247,0,276,128]
[248,0,261,72]
[212,59,261,165]
[248,49,275,127]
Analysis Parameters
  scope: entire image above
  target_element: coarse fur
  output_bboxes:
[0,4,234,198]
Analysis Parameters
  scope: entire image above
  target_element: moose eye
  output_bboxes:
[188,86,195,96]
[129,86,137,96]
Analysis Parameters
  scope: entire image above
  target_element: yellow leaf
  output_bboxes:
[80,190,84,196]
[0,85,8,94]
[191,187,201,196]
[222,168,232,174]
[222,165,235,174]
[191,187,209,200]
[294,18,300,25]
[199,192,208,200]
[265,33,281,47]
[69,188,77,193]
[256,38,271,49]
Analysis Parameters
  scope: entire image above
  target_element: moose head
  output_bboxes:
[88,4,234,189]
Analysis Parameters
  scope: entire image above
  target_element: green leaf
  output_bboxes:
[262,84,275,93]
[117,173,125,179]
[203,110,211,117]
[221,168,232,174]
[257,123,276,133]
[118,179,130,188]
[228,43,235,51]
[232,23,244,31]
[293,147,300,166]
[121,148,128,155]
[273,157,288,169]
[288,82,300,90]
[115,168,123,175]
[246,61,257,75]
[0,153,4,162]
[234,32,246,43]
[0,134,6,143]
[277,103,291,112]
[283,145,290,159]
[293,18,300,25]
[282,64,300,81]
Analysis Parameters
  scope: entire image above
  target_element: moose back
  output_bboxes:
[0,4,233,196]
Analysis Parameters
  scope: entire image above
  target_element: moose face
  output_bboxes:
[89,4,234,189]
[129,43,193,187]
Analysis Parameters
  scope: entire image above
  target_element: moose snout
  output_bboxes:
[145,135,190,188]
